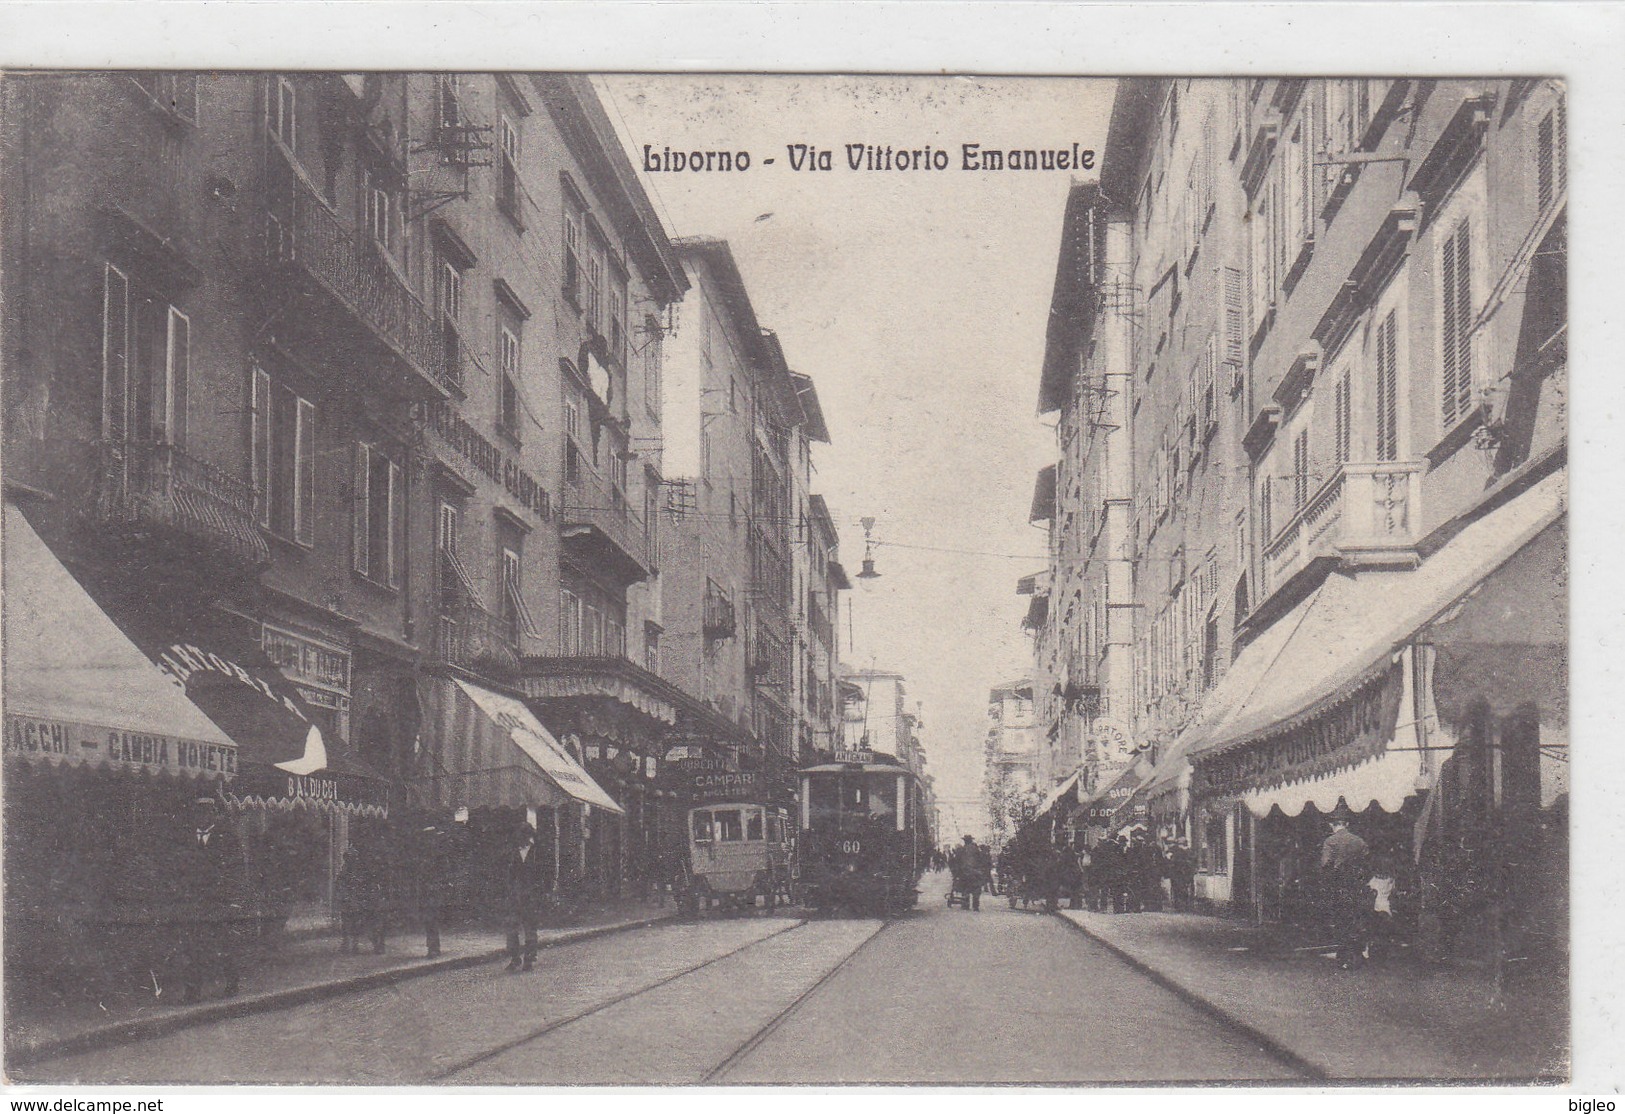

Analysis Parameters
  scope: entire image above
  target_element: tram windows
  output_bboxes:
[809,773,844,827]
[714,810,744,842]
[767,813,784,842]
[746,810,764,841]
[691,811,713,843]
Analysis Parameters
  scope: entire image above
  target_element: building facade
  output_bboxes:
[1030,79,1567,934]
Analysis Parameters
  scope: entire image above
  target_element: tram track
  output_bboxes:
[429,915,811,1081]
[700,913,896,1083]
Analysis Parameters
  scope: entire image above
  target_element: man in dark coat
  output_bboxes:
[1166,837,1197,912]
[1319,806,1370,968]
[504,824,551,971]
[172,796,244,1003]
[414,824,458,958]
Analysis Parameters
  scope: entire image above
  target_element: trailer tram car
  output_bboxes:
[796,752,928,917]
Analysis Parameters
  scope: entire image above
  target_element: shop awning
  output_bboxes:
[1188,469,1566,799]
[519,658,679,725]
[1241,743,1427,819]
[1037,767,1083,815]
[2,502,237,780]
[59,568,389,817]
[1077,758,1152,828]
[420,679,623,814]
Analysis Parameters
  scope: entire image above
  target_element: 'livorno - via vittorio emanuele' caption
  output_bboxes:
[643,142,1097,173]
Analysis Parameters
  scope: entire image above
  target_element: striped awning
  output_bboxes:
[416,679,623,813]
[2,502,237,780]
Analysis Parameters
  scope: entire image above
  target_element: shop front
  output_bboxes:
[519,655,753,899]
[413,677,624,917]
[1184,468,1565,930]
[3,501,245,997]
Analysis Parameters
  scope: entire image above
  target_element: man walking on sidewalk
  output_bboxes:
[504,824,550,972]
[1319,805,1370,969]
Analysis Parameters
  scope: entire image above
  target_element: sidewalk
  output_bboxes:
[6,895,682,1067]
[1058,909,1568,1082]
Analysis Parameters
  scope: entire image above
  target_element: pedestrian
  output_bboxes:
[1365,852,1398,962]
[948,835,986,911]
[1319,804,1370,969]
[1167,837,1197,912]
[504,823,551,971]
[355,835,390,954]
[415,824,457,959]
[171,796,244,1004]
[336,846,367,955]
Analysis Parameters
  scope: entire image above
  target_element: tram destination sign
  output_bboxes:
[833,748,875,764]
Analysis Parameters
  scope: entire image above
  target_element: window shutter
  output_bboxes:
[1334,368,1351,467]
[1221,265,1246,393]
[1260,475,1273,542]
[1537,110,1555,212]
[1376,310,1399,460]
[1556,97,1567,196]
[295,397,315,546]
[1441,220,1474,427]
[388,459,404,588]
[166,307,189,448]
[353,442,371,574]
[251,366,271,528]
[103,264,130,441]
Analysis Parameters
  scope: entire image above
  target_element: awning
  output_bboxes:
[1188,469,1566,799]
[1425,517,1566,731]
[2,502,237,780]
[1030,463,1057,523]
[1241,743,1427,819]
[1077,758,1152,827]
[62,566,389,816]
[519,658,680,725]
[1036,767,1083,815]
[419,679,623,814]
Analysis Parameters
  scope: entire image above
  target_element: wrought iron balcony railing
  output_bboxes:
[96,440,270,568]
[559,462,654,581]
[264,144,452,397]
[435,598,521,677]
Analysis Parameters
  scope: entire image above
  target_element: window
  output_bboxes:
[352,442,404,587]
[563,207,582,304]
[500,542,538,640]
[499,326,521,441]
[609,276,628,365]
[1537,98,1567,213]
[1247,186,1274,339]
[644,316,663,414]
[691,811,713,843]
[498,117,522,224]
[560,589,582,655]
[1201,809,1229,875]
[271,76,296,149]
[644,624,660,672]
[438,501,482,608]
[438,75,462,130]
[1292,428,1310,510]
[1333,366,1351,468]
[1374,309,1400,460]
[583,602,603,656]
[714,809,744,842]
[604,613,625,659]
[437,258,462,388]
[586,238,604,330]
[251,365,315,545]
[362,170,393,254]
[1258,474,1274,543]
[102,264,190,447]
[1439,218,1476,429]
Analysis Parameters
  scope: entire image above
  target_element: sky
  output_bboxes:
[596,75,1116,817]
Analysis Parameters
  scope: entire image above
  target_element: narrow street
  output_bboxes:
[16,874,1299,1086]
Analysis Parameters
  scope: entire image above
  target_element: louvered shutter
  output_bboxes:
[165,307,189,448]
[295,398,315,546]
[1334,368,1351,467]
[103,264,129,442]
[388,459,404,588]
[1440,220,1474,426]
[1376,310,1399,461]
[1222,265,1246,393]
[252,367,271,527]
[353,442,371,575]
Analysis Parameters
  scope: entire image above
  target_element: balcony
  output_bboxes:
[560,463,654,584]
[435,599,521,679]
[264,146,452,400]
[96,440,269,568]
[1261,460,1425,600]
[807,595,834,648]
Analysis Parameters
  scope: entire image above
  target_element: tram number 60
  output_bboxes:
[839,840,862,855]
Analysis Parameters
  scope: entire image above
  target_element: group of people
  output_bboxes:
[945,835,994,910]
[1315,809,1403,970]
[1081,830,1197,914]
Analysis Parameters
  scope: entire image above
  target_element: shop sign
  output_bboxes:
[430,402,553,521]
[1090,717,1140,762]
[4,714,238,777]
[262,625,351,698]
[286,773,341,801]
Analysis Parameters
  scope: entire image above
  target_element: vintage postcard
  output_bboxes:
[0,3,1603,1092]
